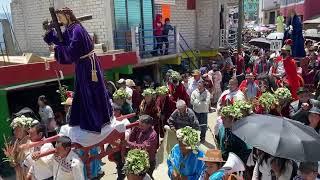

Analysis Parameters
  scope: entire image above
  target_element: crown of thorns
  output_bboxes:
[55,7,73,14]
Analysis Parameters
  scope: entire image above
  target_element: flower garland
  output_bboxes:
[10,115,34,129]
[170,71,181,81]
[176,126,200,154]
[123,149,150,176]
[258,92,278,112]
[155,86,169,95]
[113,88,129,100]
[142,88,156,97]
[274,87,292,103]
[233,100,253,114]
[221,105,243,120]
[220,100,252,120]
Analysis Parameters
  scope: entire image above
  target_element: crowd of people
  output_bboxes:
[3,6,320,180]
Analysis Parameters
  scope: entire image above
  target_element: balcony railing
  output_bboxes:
[113,26,178,59]
[220,29,238,48]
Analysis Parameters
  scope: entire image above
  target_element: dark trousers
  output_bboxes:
[153,37,163,55]
[147,160,156,179]
[162,36,169,55]
[114,151,125,180]
[195,112,208,141]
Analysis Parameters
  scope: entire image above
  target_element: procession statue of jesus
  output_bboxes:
[44,7,113,133]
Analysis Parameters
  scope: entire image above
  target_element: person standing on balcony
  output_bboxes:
[162,18,173,55]
[152,14,163,56]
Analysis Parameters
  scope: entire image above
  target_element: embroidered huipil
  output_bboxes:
[53,150,85,180]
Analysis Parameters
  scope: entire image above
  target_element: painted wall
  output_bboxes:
[244,0,259,21]
[10,0,114,55]
[304,0,320,20]
[170,0,196,49]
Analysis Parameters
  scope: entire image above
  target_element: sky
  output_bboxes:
[0,0,11,14]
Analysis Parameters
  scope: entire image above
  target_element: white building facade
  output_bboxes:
[10,0,225,56]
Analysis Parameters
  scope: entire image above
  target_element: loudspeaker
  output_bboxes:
[222,152,245,174]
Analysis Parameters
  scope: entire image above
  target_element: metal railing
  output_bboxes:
[113,26,199,71]
[179,33,199,69]
[113,26,178,58]
[220,29,238,48]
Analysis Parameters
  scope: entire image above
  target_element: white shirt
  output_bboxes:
[191,89,211,113]
[25,142,54,180]
[111,118,131,140]
[276,60,285,76]
[252,158,272,180]
[216,89,245,113]
[187,77,203,96]
[52,150,85,180]
[125,86,133,105]
[39,105,54,124]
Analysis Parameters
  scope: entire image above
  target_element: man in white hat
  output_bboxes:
[168,100,200,131]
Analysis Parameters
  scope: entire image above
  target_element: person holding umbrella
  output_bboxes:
[293,162,320,180]
[270,157,296,180]
[308,107,320,134]
[290,87,320,125]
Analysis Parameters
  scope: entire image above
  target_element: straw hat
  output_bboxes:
[61,97,73,106]
[192,69,201,76]
[117,78,125,84]
[198,149,226,162]
[125,79,136,87]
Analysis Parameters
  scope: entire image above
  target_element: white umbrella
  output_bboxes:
[266,32,284,40]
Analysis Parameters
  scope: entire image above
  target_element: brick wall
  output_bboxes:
[170,0,220,51]
[170,0,196,49]
[10,0,113,56]
[196,0,220,50]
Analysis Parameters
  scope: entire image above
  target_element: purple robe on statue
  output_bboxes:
[44,23,113,133]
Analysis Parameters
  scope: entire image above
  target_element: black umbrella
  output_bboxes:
[232,114,320,162]
[249,38,271,49]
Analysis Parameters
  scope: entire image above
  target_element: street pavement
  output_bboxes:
[101,112,218,180]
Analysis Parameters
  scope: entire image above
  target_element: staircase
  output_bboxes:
[178,33,200,71]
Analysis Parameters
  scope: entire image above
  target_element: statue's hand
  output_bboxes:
[42,19,53,31]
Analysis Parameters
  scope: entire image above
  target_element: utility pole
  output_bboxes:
[237,0,244,51]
